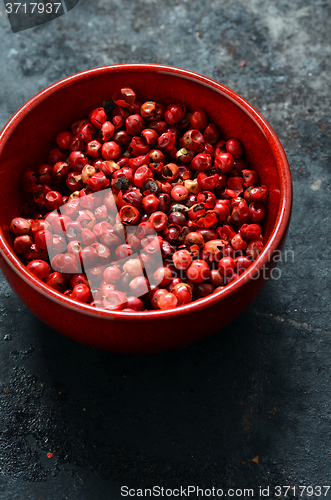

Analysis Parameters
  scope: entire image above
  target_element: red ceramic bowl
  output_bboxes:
[0,64,292,353]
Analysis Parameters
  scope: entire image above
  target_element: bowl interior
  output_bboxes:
[0,66,282,289]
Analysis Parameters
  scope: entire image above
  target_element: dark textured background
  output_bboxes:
[0,0,330,498]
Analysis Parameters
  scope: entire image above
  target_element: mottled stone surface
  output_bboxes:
[0,0,330,498]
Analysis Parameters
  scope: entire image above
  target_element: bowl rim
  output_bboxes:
[0,63,292,321]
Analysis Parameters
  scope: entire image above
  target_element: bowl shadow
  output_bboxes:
[33,291,295,488]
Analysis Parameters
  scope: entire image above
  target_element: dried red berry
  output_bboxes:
[27,260,51,281]
[186,260,210,283]
[112,88,136,108]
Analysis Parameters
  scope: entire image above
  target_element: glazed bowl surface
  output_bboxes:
[0,64,292,352]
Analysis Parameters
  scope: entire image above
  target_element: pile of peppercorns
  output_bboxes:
[9,87,268,311]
